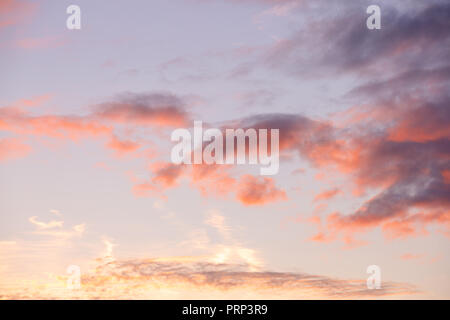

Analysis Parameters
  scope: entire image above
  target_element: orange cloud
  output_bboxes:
[132,162,287,207]
[441,169,450,184]
[106,135,140,155]
[2,90,448,230]
[132,181,159,197]
[0,104,112,140]
[324,208,450,243]
[309,232,331,243]
[0,137,31,161]
[387,104,450,143]
[314,188,341,202]
[0,0,37,29]
[4,94,52,109]
[236,174,287,205]
[151,162,186,188]
[14,36,66,49]
[401,253,423,261]
[190,164,236,197]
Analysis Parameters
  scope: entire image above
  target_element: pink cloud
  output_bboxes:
[14,36,67,49]
[401,253,424,261]
[106,135,140,155]
[236,174,287,206]
[0,0,37,29]
[0,137,31,161]
[314,188,341,202]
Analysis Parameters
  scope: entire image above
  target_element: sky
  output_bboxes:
[0,0,449,299]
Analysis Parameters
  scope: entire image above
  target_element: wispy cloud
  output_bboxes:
[0,254,419,299]
[28,216,64,229]
[0,0,37,30]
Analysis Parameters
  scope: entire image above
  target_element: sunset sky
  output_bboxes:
[0,0,449,299]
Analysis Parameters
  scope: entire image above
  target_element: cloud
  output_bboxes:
[106,135,140,155]
[0,137,31,161]
[321,96,450,241]
[314,188,341,202]
[134,161,286,206]
[49,209,62,217]
[401,253,423,261]
[232,68,449,239]
[2,9,448,235]
[0,209,419,299]
[32,223,86,239]
[100,237,116,264]
[151,162,186,188]
[132,162,187,197]
[319,3,450,74]
[0,255,417,299]
[3,86,448,237]
[14,36,66,49]
[82,257,416,298]
[260,0,302,17]
[226,89,448,240]
[94,92,190,127]
[190,164,237,197]
[205,209,232,240]
[28,216,63,229]
[0,92,189,161]
[0,92,191,142]
[0,103,112,140]
[0,233,419,299]
[0,0,37,29]
[253,0,304,25]
[244,2,450,79]
[28,213,85,239]
[387,99,450,143]
[346,65,450,100]
[2,94,52,109]
[235,113,335,157]
[236,174,287,205]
